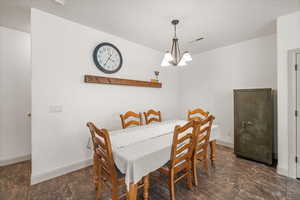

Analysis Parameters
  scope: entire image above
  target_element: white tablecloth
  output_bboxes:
[99,120,219,188]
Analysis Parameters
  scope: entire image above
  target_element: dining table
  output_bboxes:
[95,119,220,200]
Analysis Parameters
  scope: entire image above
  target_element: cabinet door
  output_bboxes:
[234,89,273,165]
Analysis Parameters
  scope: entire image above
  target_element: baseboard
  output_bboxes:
[31,158,93,185]
[277,166,289,177]
[216,139,234,149]
[0,154,31,167]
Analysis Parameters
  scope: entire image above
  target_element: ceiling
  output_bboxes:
[1,0,300,53]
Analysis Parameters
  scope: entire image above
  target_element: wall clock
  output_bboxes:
[93,42,123,74]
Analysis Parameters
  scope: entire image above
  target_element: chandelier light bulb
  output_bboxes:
[182,51,192,62]
[164,52,173,62]
[178,58,187,66]
[161,60,171,67]
[161,51,173,67]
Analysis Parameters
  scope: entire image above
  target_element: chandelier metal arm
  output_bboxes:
[171,38,175,55]
[172,39,181,65]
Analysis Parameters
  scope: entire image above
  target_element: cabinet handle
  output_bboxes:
[241,121,253,128]
[242,121,246,128]
[247,121,253,126]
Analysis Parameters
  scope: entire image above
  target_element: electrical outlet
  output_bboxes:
[49,105,63,113]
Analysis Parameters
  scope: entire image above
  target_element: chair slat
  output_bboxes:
[144,109,162,125]
[197,134,207,143]
[125,120,140,128]
[174,153,190,165]
[187,108,209,121]
[124,111,140,118]
[147,117,160,124]
[176,143,191,155]
[95,147,107,157]
[199,126,210,134]
[120,111,143,129]
[174,164,189,175]
[177,133,193,144]
[94,137,107,150]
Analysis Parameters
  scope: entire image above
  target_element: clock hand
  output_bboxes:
[107,59,116,68]
[104,54,112,66]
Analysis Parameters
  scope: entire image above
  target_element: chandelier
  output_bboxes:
[161,19,192,67]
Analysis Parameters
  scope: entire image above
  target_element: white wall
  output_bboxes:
[0,26,31,166]
[179,35,277,146]
[277,11,300,177]
[31,9,180,183]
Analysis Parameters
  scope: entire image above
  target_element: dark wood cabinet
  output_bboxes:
[234,88,274,165]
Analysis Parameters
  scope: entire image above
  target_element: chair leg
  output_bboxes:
[128,183,138,200]
[187,166,193,190]
[96,179,102,200]
[203,159,209,175]
[169,170,176,200]
[143,175,150,200]
[111,186,118,200]
[192,158,198,186]
[209,140,216,164]
[93,155,99,190]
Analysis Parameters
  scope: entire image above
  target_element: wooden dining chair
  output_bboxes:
[187,108,217,164]
[120,111,143,129]
[86,122,149,200]
[156,120,200,200]
[143,109,162,125]
[187,108,209,121]
[192,115,215,186]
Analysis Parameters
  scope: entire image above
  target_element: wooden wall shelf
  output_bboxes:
[84,75,162,88]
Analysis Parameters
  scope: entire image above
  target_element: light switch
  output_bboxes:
[49,105,63,113]
[53,0,66,6]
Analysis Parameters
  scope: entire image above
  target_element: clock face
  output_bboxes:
[93,43,123,74]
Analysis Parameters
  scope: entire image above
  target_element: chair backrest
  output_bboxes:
[120,111,143,129]
[143,109,162,125]
[194,115,215,157]
[187,108,209,121]
[86,122,118,182]
[169,120,200,171]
